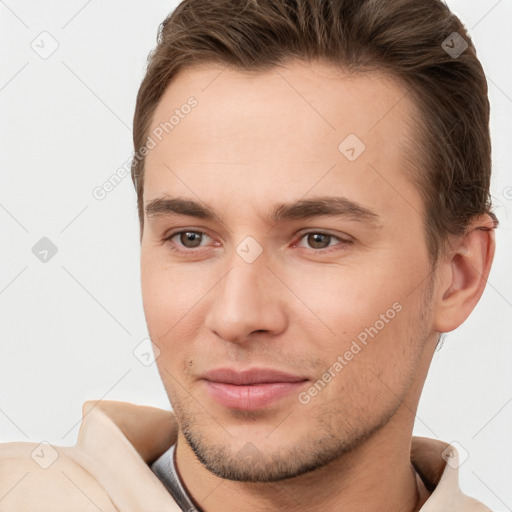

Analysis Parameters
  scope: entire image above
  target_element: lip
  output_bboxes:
[202,367,307,385]
[201,367,309,410]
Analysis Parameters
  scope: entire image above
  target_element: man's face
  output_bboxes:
[140,60,438,481]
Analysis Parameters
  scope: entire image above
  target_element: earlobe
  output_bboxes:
[433,215,496,333]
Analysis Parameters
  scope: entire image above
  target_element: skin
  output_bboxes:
[140,59,495,511]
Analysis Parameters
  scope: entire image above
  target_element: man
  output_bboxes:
[0,0,497,510]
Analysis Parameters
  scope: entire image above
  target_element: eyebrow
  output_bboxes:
[145,195,380,225]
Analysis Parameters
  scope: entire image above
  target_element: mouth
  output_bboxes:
[201,367,309,410]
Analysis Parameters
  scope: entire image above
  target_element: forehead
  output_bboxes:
[143,59,422,221]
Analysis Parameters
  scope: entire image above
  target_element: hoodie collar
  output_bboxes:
[70,400,469,512]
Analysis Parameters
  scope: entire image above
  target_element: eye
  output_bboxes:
[166,230,213,250]
[294,231,351,252]
[163,229,351,256]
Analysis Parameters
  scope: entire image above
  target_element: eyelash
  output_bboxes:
[163,229,352,257]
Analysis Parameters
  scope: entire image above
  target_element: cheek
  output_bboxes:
[140,250,216,347]
[299,297,425,424]
[281,260,410,343]
[283,256,428,394]
[141,259,209,391]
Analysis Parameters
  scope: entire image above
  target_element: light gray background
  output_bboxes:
[1,0,511,509]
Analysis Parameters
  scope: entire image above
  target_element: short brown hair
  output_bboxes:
[131,0,495,260]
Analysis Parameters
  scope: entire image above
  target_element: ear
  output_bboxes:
[433,214,496,333]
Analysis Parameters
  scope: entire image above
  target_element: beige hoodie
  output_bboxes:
[0,400,492,511]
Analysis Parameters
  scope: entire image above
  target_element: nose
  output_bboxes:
[203,252,288,344]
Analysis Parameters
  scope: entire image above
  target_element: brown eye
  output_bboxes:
[165,229,218,257]
[178,231,203,248]
[294,231,351,254]
[306,233,332,249]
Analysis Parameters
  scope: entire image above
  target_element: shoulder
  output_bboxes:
[0,440,118,512]
[0,400,179,512]
[461,496,494,512]
[411,436,493,511]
